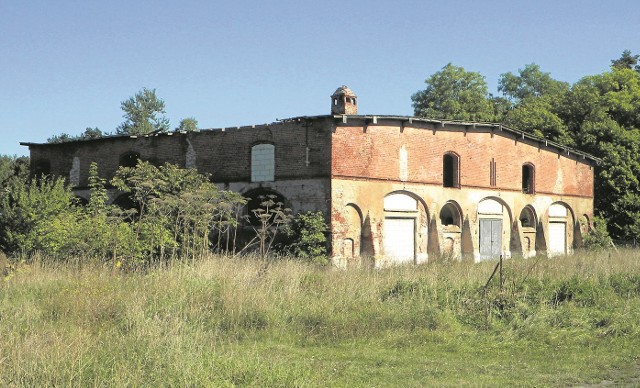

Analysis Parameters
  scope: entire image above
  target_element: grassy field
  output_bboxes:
[2,251,640,386]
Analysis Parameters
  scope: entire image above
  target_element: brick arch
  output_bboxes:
[547,201,576,223]
[519,205,538,228]
[384,190,430,222]
[251,127,273,143]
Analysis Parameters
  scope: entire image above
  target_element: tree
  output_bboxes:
[498,64,572,145]
[0,155,30,253]
[503,98,573,145]
[498,63,569,103]
[563,67,640,239]
[117,88,170,135]
[412,63,495,122]
[176,117,199,132]
[611,50,640,73]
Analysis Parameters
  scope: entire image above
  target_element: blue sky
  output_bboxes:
[2,0,639,156]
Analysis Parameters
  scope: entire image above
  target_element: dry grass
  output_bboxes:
[1,250,640,386]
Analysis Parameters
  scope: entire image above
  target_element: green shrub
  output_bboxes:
[583,216,613,250]
[280,211,328,265]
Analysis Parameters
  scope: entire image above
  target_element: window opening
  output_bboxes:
[519,206,536,228]
[522,164,534,194]
[440,203,461,228]
[443,153,459,188]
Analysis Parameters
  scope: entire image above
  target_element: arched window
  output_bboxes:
[120,152,140,168]
[440,202,462,228]
[251,143,275,182]
[522,163,535,194]
[519,206,537,228]
[443,153,460,188]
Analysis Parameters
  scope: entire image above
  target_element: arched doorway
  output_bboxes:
[547,202,574,256]
[382,192,428,264]
[477,198,511,260]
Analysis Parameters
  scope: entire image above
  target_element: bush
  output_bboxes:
[583,216,613,250]
[281,211,329,265]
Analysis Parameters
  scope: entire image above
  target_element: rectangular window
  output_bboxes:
[251,144,275,182]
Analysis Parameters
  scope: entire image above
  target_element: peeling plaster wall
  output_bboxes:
[330,178,593,265]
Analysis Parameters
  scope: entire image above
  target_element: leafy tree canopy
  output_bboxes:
[412,63,495,122]
[496,64,572,144]
[117,88,170,135]
[498,63,569,103]
[176,117,199,132]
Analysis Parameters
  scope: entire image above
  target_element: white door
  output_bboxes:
[548,222,566,256]
[383,218,415,263]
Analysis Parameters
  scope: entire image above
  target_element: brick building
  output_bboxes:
[22,86,598,266]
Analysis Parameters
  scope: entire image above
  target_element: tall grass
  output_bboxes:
[2,250,640,386]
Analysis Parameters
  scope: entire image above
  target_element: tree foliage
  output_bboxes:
[412,63,495,122]
[117,88,170,135]
[281,211,328,265]
[498,63,570,103]
[611,50,640,73]
[176,117,199,132]
[497,64,573,145]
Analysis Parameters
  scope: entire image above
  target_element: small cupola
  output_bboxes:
[331,85,358,115]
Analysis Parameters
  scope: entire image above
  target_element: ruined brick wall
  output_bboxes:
[331,119,594,197]
[27,117,334,189]
[188,118,333,183]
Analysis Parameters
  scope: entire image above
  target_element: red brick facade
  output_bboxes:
[331,120,593,198]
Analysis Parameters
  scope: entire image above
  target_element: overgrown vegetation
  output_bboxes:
[0,159,329,266]
[2,251,640,386]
